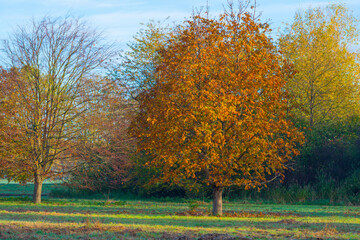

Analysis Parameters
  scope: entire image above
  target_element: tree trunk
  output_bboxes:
[212,187,223,216]
[33,173,43,204]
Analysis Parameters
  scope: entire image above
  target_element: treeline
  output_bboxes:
[0,2,359,214]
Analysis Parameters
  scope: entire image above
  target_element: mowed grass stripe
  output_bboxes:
[0,209,358,227]
[0,199,359,239]
[1,200,359,216]
[0,220,358,240]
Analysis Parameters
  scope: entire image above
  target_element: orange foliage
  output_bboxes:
[0,67,32,181]
[133,10,304,190]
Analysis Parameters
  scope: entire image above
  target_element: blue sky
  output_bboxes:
[0,0,359,47]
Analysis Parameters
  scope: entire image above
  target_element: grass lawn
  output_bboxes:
[0,182,61,196]
[0,196,359,239]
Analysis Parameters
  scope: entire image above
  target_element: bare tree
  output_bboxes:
[1,16,113,203]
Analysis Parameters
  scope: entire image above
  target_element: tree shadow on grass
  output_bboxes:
[0,210,358,234]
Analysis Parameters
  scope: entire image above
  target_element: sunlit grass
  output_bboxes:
[0,197,359,239]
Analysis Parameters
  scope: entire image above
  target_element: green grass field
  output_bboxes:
[0,194,359,239]
[0,182,60,196]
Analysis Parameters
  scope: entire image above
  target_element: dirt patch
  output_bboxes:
[172,233,250,240]
[313,224,339,239]
[224,211,302,218]
[175,210,301,218]
[276,219,299,224]
[172,235,193,240]
[198,233,250,240]
[0,222,130,236]
[176,210,210,217]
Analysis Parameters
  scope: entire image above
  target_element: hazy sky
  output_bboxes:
[0,0,359,47]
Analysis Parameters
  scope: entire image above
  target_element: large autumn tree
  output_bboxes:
[133,4,304,216]
[0,16,113,203]
[278,4,360,128]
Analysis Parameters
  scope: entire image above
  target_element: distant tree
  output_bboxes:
[0,16,113,203]
[279,4,360,128]
[68,78,135,196]
[115,20,171,99]
[110,19,178,196]
[132,4,304,216]
[278,4,360,186]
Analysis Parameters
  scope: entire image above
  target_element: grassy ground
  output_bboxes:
[0,197,359,239]
[0,182,60,196]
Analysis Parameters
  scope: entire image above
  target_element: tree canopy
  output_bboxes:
[132,6,304,215]
[279,4,360,128]
[0,16,113,203]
